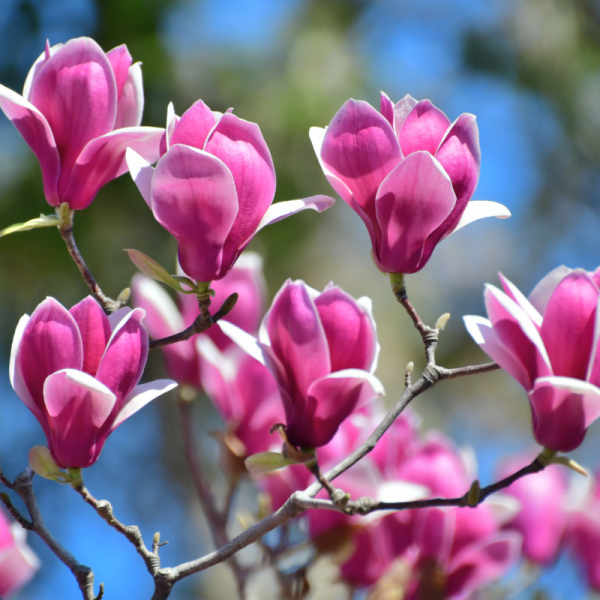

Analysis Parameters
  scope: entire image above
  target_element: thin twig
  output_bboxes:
[57,207,119,313]
[71,480,160,576]
[438,361,500,379]
[178,397,247,599]
[5,468,100,600]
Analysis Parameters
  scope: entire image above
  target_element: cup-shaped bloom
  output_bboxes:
[0,38,164,210]
[500,455,567,564]
[0,509,39,598]
[131,252,266,388]
[219,280,384,448]
[310,93,510,274]
[464,269,600,452]
[10,296,176,468]
[126,100,335,283]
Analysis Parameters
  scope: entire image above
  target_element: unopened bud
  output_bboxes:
[466,479,481,507]
[435,313,451,331]
[406,361,414,374]
[179,385,197,402]
[117,287,131,305]
[153,532,161,545]
[217,293,239,319]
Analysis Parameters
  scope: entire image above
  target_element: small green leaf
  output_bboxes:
[0,214,60,237]
[125,249,185,292]
[245,452,296,475]
[170,275,199,293]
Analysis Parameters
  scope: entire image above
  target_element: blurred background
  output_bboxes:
[0,0,600,597]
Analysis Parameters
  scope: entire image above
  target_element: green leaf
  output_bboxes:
[170,275,199,293]
[125,249,185,292]
[28,446,82,484]
[0,214,60,237]
[245,452,297,475]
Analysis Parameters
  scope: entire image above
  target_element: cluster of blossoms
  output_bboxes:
[2,35,600,599]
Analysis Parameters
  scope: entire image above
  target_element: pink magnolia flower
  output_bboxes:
[0,509,39,598]
[131,252,266,388]
[126,100,335,283]
[310,93,510,275]
[464,268,600,452]
[0,38,164,210]
[499,455,567,565]
[10,296,176,468]
[219,280,384,448]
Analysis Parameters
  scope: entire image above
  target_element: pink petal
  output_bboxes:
[29,37,118,197]
[22,42,63,101]
[112,379,177,430]
[96,308,147,411]
[498,272,543,329]
[205,113,276,274]
[398,99,451,157]
[17,298,83,415]
[314,285,377,372]
[150,144,239,282]
[0,523,39,598]
[528,265,573,316]
[106,44,132,101]
[0,85,60,205]
[320,99,401,229]
[380,91,394,126]
[540,270,598,380]
[392,94,418,139]
[125,147,153,208]
[288,369,384,448]
[569,511,600,590]
[69,296,111,377]
[63,126,164,210]
[373,151,456,274]
[160,102,179,155]
[266,280,331,406]
[170,100,216,150]
[113,62,144,128]
[451,200,511,234]
[414,507,455,566]
[446,532,521,597]
[528,377,600,452]
[44,369,116,468]
[255,195,336,233]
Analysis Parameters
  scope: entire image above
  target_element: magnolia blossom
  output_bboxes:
[0,509,39,598]
[131,252,266,388]
[219,280,384,448]
[310,93,510,274]
[464,268,600,452]
[10,296,176,468]
[126,100,335,283]
[0,37,164,210]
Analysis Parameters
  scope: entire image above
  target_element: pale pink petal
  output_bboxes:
[541,271,598,380]
[314,284,376,372]
[170,100,216,150]
[63,126,164,210]
[255,195,335,234]
[380,91,394,126]
[44,369,116,468]
[113,62,144,128]
[112,379,177,430]
[69,296,111,377]
[528,265,573,316]
[125,147,153,208]
[289,369,383,448]
[392,94,418,139]
[30,37,118,197]
[498,273,543,329]
[17,298,83,415]
[205,113,276,272]
[374,151,456,274]
[151,144,239,282]
[451,200,511,234]
[96,308,147,410]
[356,296,380,374]
[446,532,522,597]
[398,99,451,157]
[106,45,132,100]
[217,320,268,366]
[320,100,401,228]
[0,85,60,205]
[0,523,39,598]
[529,377,600,451]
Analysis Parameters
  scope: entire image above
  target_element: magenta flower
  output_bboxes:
[464,268,600,452]
[126,100,335,283]
[0,38,164,210]
[132,252,266,388]
[10,297,176,469]
[0,509,39,599]
[310,93,510,274]
[219,280,384,448]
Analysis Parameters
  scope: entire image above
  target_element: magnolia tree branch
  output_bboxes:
[0,467,102,600]
[178,397,247,599]
[56,208,121,313]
